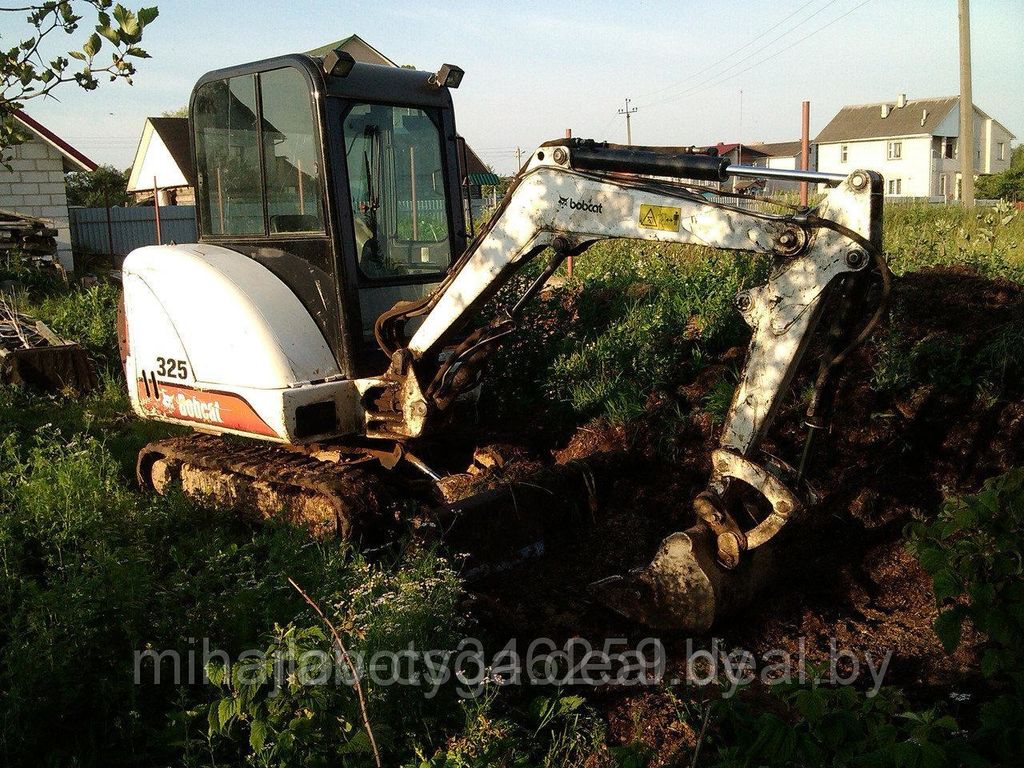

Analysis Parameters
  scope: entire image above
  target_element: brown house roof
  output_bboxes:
[13,110,97,172]
[148,117,194,185]
[751,140,804,157]
[816,97,958,143]
[304,34,395,66]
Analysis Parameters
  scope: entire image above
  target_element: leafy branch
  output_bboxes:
[0,1,158,150]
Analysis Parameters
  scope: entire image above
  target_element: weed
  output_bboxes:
[35,282,122,372]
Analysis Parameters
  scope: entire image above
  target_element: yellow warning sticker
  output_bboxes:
[638,204,682,232]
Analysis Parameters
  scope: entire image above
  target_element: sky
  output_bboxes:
[3,0,1022,175]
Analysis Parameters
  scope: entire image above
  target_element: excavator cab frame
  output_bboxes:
[188,55,469,377]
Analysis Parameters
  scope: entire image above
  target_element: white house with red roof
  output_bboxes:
[1,110,97,268]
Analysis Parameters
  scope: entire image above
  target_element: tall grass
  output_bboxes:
[884,199,1023,278]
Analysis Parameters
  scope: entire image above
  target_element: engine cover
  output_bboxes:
[121,243,362,443]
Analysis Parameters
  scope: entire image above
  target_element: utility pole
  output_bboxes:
[800,101,811,206]
[958,0,975,206]
[618,98,637,145]
[736,89,743,192]
[515,146,523,169]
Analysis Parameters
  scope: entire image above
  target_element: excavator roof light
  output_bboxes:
[323,49,356,78]
[429,63,464,89]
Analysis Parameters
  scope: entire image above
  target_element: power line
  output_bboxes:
[639,0,843,110]
[641,0,872,111]
[637,0,822,102]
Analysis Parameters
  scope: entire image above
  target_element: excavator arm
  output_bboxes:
[369,139,884,628]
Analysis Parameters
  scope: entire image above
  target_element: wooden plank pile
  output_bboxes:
[0,304,97,393]
[0,208,58,263]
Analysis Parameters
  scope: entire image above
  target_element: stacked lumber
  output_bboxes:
[0,208,58,262]
[0,305,97,393]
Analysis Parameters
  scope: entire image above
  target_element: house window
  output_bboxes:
[887,178,902,196]
[998,142,1006,161]
[943,138,954,159]
[940,174,947,196]
[887,141,902,160]
[840,144,848,163]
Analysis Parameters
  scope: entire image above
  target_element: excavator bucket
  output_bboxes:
[590,526,775,633]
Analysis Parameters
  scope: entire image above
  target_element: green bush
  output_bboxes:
[35,283,122,372]
[907,469,1024,683]
[202,552,467,767]
[485,241,765,426]
[0,425,471,767]
[883,200,1023,280]
[707,679,974,768]
[906,468,1024,763]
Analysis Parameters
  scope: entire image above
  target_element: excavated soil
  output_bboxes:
[447,266,1024,757]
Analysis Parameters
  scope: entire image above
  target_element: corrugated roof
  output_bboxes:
[713,142,770,157]
[816,97,958,143]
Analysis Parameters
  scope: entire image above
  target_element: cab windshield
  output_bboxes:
[342,104,452,279]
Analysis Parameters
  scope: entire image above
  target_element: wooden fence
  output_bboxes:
[69,205,198,258]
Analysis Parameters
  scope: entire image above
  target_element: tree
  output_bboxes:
[976,146,1024,202]
[1,2,159,151]
[65,163,130,207]
[160,105,186,117]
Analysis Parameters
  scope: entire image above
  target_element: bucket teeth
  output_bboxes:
[590,527,718,633]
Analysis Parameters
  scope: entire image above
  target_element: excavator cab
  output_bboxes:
[188,54,468,374]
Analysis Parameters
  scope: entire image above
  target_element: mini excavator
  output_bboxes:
[118,50,884,631]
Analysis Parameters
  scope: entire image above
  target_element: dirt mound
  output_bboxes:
[466,267,1024,700]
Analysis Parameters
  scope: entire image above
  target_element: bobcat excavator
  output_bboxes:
[118,50,884,632]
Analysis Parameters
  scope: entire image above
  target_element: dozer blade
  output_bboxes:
[590,525,774,634]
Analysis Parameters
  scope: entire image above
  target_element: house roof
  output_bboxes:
[750,140,805,157]
[816,96,959,143]
[712,142,770,158]
[148,117,194,184]
[127,116,194,192]
[13,110,97,172]
[304,34,396,66]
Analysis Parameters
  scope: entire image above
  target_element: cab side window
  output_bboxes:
[193,67,323,237]
[193,75,263,236]
[260,68,323,233]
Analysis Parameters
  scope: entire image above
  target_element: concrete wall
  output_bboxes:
[0,136,73,267]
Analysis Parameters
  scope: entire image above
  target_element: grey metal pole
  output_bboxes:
[958,0,975,206]
[800,101,810,205]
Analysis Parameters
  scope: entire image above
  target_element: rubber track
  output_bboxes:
[137,434,392,539]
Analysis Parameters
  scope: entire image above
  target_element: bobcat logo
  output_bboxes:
[557,195,603,214]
